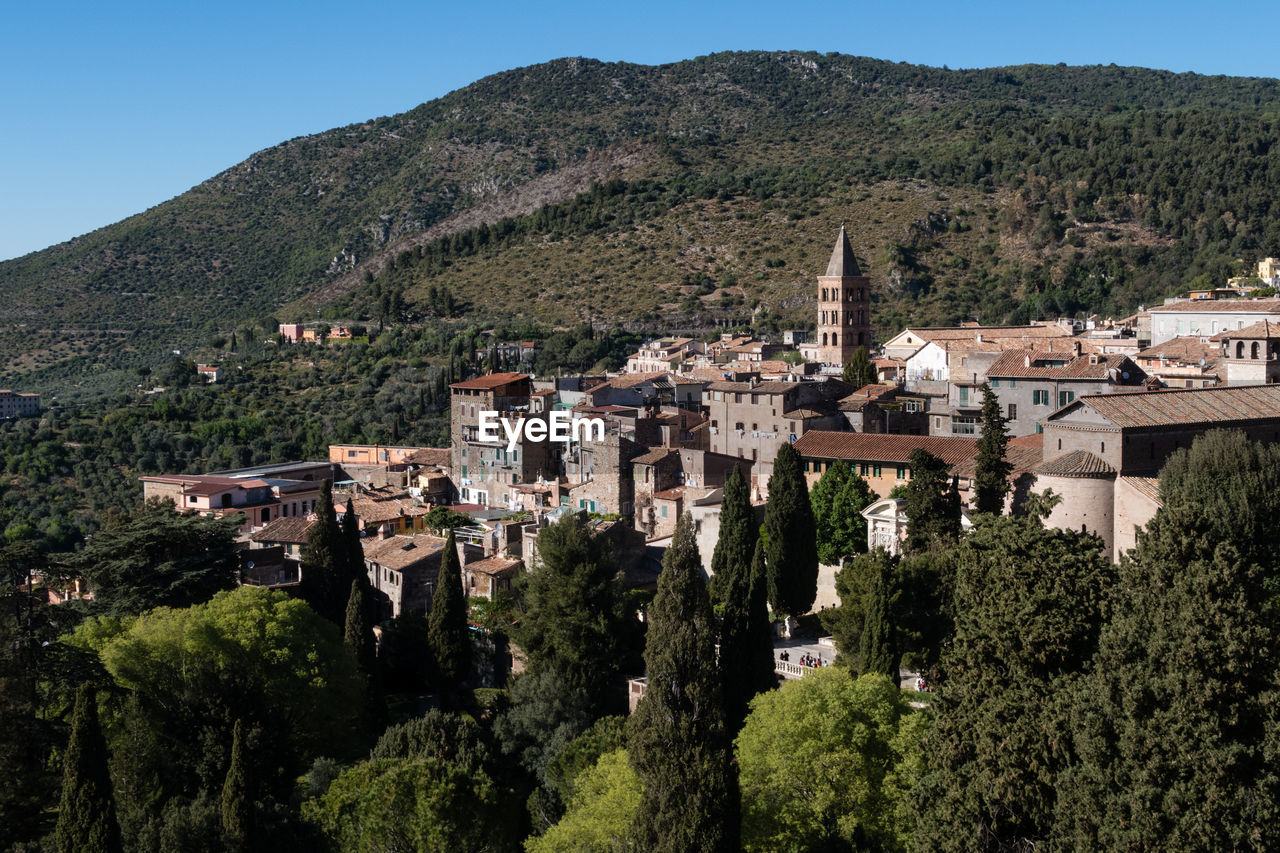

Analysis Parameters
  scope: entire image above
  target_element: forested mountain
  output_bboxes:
[4,52,1280,391]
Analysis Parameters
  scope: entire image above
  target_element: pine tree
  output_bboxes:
[902,449,961,553]
[220,719,250,851]
[428,531,470,692]
[629,515,738,853]
[973,383,1013,515]
[840,346,876,388]
[301,480,345,623]
[762,442,819,616]
[54,684,122,853]
[719,539,777,733]
[709,464,756,607]
[856,557,898,680]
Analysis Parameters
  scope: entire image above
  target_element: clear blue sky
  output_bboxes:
[3,0,1278,261]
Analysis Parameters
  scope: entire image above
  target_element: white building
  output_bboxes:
[1148,298,1280,346]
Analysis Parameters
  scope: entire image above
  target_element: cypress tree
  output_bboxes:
[220,719,250,851]
[762,442,819,616]
[428,531,470,692]
[913,515,1112,852]
[855,557,898,680]
[1056,431,1280,850]
[340,509,366,598]
[301,480,345,623]
[903,449,961,553]
[629,514,738,852]
[709,465,756,608]
[973,383,1013,515]
[345,579,376,675]
[54,684,122,853]
[345,577,388,728]
[720,539,777,733]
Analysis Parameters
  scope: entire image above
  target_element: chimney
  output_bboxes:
[1072,341,1082,357]
[975,333,984,343]
[1024,354,1032,367]
[378,523,392,540]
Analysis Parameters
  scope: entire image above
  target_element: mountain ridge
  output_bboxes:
[4,51,1280,393]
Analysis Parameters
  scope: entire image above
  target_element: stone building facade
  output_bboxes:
[816,226,872,365]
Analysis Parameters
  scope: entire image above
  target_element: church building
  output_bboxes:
[816,225,871,366]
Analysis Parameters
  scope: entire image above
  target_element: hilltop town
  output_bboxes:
[47,228,1268,634]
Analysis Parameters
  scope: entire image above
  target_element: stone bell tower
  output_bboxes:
[816,225,871,366]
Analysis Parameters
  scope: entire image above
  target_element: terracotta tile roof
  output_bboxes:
[793,431,979,467]
[250,516,315,544]
[953,444,1043,480]
[681,365,744,382]
[905,325,1073,342]
[1210,320,1280,340]
[653,487,688,500]
[707,380,799,395]
[632,448,676,465]
[754,359,796,374]
[362,533,447,571]
[1035,450,1116,477]
[987,350,1143,381]
[1137,336,1218,364]
[449,372,530,391]
[1120,476,1163,505]
[1009,432,1044,449]
[345,495,429,523]
[465,556,523,579]
[1068,384,1280,429]
[783,407,832,420]
[838,385,896,411]
[1150,299,1280,313]
[606,372,668,389]
[406,448,451,467]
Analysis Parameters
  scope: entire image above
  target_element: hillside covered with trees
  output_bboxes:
[3,52,1280,392]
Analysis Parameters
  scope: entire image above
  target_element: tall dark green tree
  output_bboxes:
[340,509,366,595]
[345,577,388,728]
[913,514,1112,852]
[762,442,819,616]
[220,719,250,851]
[0,542,60,849]
[902,449,961,553]
[720,539,777,733]
[344,579,376,676]
[973,383,1013,515]
[856,557,898,681]
[841,346,876,389]
[1056,431,1280,850]
[428,531,470,692]
[54,684,122,853]
[629,514,738,853]
[515,514,639,713]
[709,464,756,607]
[811,461,876,565]
[301,480,345,624]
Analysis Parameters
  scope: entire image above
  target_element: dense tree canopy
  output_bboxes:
[515,515,639,713]
[913,514,1113,851]
[1058,431,1280,850]
[736,669,926,853]
[71,501,240,617]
